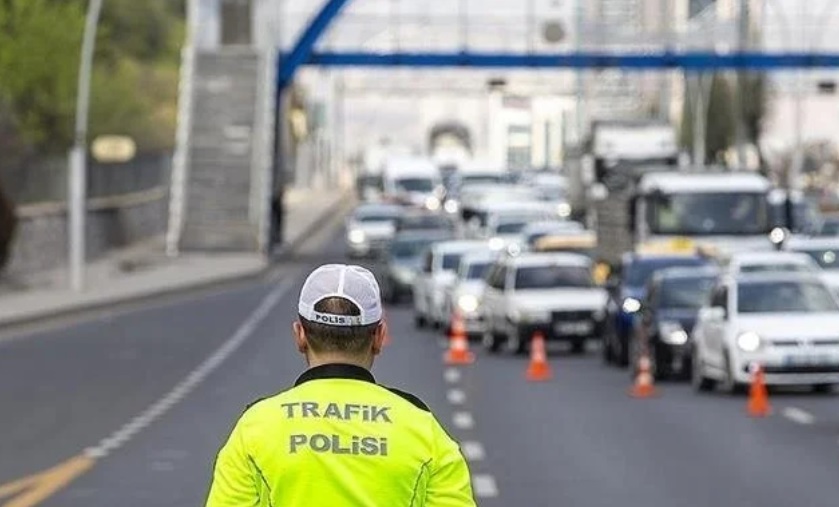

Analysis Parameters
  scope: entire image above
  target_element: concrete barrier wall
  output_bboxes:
[6,188,168,277]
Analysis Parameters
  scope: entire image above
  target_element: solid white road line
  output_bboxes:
[472,474,499,498]
[452,411,475,430]
[84,277,296,458]
[444,367,462,384]
[447,388,466,405]
[460,441,485,462]
[782,407,815,426]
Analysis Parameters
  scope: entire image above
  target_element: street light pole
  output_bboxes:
[68,0,103,292]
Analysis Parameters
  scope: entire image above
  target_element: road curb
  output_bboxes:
[0,190,353,332]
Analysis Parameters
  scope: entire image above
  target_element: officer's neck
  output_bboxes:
[306,353,373,371]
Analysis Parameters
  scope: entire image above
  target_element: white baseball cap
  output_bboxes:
[298,264,383,327]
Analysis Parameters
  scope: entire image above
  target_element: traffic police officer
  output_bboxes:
[206,264,477,506]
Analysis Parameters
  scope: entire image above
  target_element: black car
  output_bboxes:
[630,266,719,380]
[603,253,713,367]
[375,230,454,304]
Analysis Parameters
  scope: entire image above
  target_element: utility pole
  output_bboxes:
[734,0,750,169]
[68,0,104,292]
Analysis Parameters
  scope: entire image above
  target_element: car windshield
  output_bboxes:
[441,253,462,271]
[465,262,491,280]
[395,178,435,192]
[737,280,839,313]
[495,221,528,234]
[356,210,400,223]
[648,192,768,235]
[399,215,451,231]
[738,263,812,274]
[624,258,706,287]
[820,220,839,236]
[769,200,821,234]
[514,265,593,289]
[390,238,435,259]
[796,248,839,269]
[659,277,716,309]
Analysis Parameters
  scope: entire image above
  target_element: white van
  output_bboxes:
[382,157,444,210]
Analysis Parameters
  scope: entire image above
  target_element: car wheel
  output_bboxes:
[482,328,502,354]
[505,326,527,355]
[602,328,614,364]
[414,314,426,329]
[691,347,716,392]
[571,338,586,355]
[720,352,746,395]
[615,332,630,368]
[649,342,668,381]
[812,383,835,394]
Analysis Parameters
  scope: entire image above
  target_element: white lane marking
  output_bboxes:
[472,474,499,498]
[84,278,295,458]
[444,368,461,383]
[453,411,475,429]
[460,441,485,462]
[447,388,466,405]
[782,407,815,426]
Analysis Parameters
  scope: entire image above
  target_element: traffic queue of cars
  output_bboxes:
[347,160,839,394]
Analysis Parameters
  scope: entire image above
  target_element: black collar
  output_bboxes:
[294,363,376,387]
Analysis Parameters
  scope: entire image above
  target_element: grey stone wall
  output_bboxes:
[6,189,168,277]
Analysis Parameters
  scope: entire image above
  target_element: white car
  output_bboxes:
[442,250,497,336]
[723,251,820,276]
[344,203,403,257]
[480,252,608,355]
[692,272,839,392]
[465,201,557,245]
[786,236,839,293]
[413,240,487,329]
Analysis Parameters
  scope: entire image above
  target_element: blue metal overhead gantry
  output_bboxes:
[277,0,839,91]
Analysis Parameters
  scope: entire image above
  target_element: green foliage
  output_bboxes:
[0,0,184,155]
[0,0,85,152]
[680,73,765,164]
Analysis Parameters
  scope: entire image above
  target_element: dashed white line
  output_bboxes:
[84,277,295,459]
[444,367,462,384]
[447,388,466,405]
[460,441,485,462]
[782,407,815,426]
[472,474,499,498]
[452,411,475,429]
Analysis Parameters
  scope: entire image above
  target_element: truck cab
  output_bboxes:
[630,172,775,256]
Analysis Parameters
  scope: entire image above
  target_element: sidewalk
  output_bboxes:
[0,186,352,328]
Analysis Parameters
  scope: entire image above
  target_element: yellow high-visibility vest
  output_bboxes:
[206,363,476,507]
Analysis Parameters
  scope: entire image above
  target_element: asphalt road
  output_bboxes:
[2,222,839,506]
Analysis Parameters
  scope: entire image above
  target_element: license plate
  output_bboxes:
[555,321,593,335]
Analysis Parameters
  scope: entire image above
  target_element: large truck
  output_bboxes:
[594,170,776,266]
[567,120,681,224]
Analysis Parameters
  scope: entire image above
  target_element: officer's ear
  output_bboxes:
[371,320,387,356]
[293,320,308,354]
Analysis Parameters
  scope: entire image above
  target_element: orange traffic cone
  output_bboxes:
[444,312,474,365]
[629,352,658,398]
[525,332,552,381]
[747,363,771,417]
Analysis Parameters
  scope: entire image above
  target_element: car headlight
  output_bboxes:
[392,266,415,284]
[659,321,689,345]
[348,229,366,244]
[457,294,479,313]
[736,331,762,352]
[488,237,505,251]
[622,297,641,314]
[444,200,459,214]
[556,202,572,218]
[425,196,441,211]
